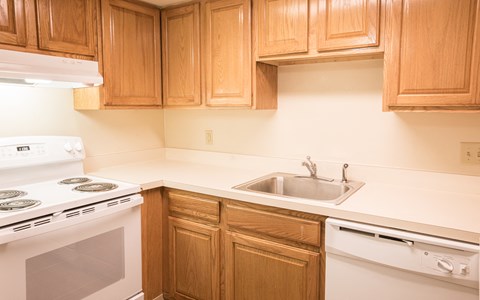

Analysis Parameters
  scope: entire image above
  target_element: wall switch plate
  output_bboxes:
[460,142,480,164]
[205,130,213,145]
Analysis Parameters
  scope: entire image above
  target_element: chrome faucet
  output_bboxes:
[302,156,317,178]
[301,156,334,182]
[342,163,349,183]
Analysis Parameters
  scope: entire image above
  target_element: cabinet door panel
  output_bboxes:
[257,0,308,56]
[102,0,161,106]
[36,0,96,56]
[205,0,252,107]
[0,0,27,46]
[169,217,220,300]
[225,232,319,300]
[162,4,201,107]
[384,0,480,108]
[317,0,380,51]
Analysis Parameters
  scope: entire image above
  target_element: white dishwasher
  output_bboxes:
[325,218,479,300]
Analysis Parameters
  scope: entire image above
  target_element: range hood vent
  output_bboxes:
[0,49,103,88]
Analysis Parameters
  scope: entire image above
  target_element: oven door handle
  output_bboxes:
[0,194,143,245]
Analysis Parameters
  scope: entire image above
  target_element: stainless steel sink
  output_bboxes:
[233,172,364,205]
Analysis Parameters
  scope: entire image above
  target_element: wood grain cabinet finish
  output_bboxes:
[169,217,220,300]
[0,0,97,58]
[102,0,162,106]
[160,0,277,109]
[257,0,309,56]
[163,189,325,300]
[225,232,320,300]
[36,0,96,56]
[141,189,164,300]
[317,0,381,51]
[0,0,27,47]
[255,0,385,65]
[75,0,162,109]
[383,0,480,111]
[161,4,201,107]
[205,0,252,107]
[226,204,321,247]
[167,189,220,224]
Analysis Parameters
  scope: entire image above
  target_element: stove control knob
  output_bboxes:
[74,142,83,153]
[64,143,73,153]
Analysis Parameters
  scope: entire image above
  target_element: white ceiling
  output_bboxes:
[139,0,190,8]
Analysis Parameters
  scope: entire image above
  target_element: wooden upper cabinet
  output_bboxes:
[257,0,309,56]
[317,0,380,51]
[205,0,252,107]
[255,0,385,64]
[383,0,480,110]
[36,0,96,56]
[162,4,201,107]
[0,0,27,47]
[102,0,161,106]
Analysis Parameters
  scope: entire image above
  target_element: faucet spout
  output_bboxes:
[302,156,317,178]
[301,156,334,182]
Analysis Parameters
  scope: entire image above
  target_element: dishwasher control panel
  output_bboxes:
[421,247,475,277]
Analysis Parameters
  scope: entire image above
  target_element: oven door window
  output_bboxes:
[26,228,125,300]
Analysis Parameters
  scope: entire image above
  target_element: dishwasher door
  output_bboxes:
[325,218,479,300]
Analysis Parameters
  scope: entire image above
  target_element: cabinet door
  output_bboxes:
[225,232,319,300]
[36,0,96,56]
[102,0,162,106]
[162,4,201,107]
[0,0,27,46]
[205,0,252,107]
[257,0,308,56]
[317,0,380,51]
[384,0,480,109]
[169,217,220,300]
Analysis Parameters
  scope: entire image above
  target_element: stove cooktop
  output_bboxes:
[0,175,140,226]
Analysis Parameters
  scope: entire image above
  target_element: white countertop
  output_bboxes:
[88,148,480,244]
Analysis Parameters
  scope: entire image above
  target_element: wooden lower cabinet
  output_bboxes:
[225,231,320,300]
[163,188,324,300]
[168,217,220,300]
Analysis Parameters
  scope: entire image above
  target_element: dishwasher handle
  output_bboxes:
[337,224,415,246]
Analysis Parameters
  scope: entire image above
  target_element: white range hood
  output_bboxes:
[0,49,103,88]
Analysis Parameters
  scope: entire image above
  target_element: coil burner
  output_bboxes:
[58,177,91,185]
[73,183,118,192]
[0,190,27,200]
[0,199,41,212]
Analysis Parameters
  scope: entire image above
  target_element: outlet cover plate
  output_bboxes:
[461,142,480,164]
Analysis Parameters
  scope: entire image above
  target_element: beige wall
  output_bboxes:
[164,59,480,176]
[0,86,165,161]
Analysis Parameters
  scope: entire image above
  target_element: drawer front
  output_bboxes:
[167,190,220,224]
[226,205,321,247]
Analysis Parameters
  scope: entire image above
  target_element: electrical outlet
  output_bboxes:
[460,142,480,164]
[205,130,213,145]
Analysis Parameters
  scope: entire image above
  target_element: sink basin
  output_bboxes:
[233,172,364,205]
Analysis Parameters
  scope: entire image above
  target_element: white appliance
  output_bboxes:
[326,218,479,300]
[0,49,103,88]
[0,136,143,300]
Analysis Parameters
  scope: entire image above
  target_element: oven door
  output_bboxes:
[0,202,142,300]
